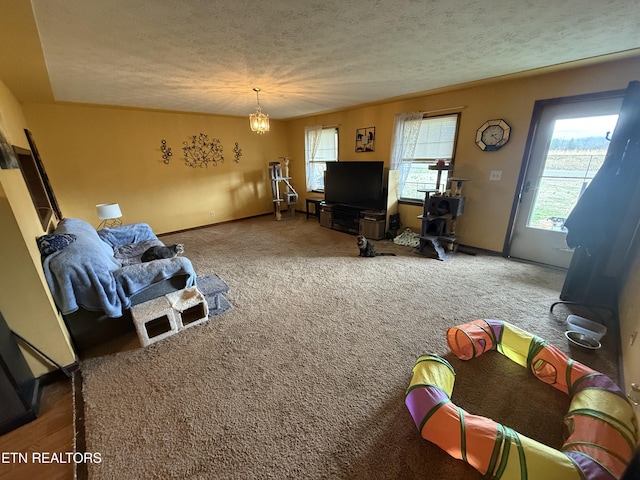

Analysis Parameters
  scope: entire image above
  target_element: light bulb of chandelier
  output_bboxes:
[249,88,270,134]
[250,110,269,132]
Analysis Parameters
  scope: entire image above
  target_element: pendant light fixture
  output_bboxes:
[249,87,270,134]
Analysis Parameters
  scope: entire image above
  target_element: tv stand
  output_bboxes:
[330,204,362,234]
[320,203,388,239]
[319,169,399,239]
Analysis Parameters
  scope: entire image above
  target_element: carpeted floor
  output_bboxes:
[80,214,620,479]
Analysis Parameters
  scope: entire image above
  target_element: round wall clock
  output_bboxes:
[475,119,511,151]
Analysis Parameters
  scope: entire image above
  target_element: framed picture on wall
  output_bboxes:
[355,127,375,153]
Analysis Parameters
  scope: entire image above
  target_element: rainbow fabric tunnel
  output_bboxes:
[405,319,639,480]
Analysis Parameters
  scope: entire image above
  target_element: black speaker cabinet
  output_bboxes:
[0,312,40,435]
[427,196,465,217]
[389,213,400,231]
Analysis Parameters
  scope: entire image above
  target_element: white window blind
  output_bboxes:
[398,114,459,200]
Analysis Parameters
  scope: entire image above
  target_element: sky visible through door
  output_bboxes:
[528,114,619,231]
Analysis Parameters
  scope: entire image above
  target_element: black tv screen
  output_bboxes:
[325,161,385,210]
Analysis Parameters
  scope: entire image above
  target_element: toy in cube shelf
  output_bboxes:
[405,319,638,480]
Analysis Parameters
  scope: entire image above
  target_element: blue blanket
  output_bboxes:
[97,222,158,247]
[42,218,196,317]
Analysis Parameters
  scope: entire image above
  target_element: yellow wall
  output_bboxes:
[286,55,640,252]
[2,72,291,376]
[0,80,76,376]
[21,104,289,233]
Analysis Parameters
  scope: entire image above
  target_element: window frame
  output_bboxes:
[305,126,339,193]
[398,113,461,204]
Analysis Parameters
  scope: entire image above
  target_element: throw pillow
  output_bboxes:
[36,233,78,257]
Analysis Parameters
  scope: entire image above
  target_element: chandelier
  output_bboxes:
[249,87,270,134]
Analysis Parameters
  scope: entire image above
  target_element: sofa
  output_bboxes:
[40,218,197,352]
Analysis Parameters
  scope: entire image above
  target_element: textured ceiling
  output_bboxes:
[30,0,640,119]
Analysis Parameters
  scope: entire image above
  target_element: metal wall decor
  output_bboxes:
[182,133,224,168]
[160,139,172,164]
[233,142,242,163]
[355,127,375,152]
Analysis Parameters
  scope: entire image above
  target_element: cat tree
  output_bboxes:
[269,157,298,220]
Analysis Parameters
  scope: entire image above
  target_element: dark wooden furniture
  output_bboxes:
[0,312,41,435]
[305,198,322,221]
[319,169,398,237]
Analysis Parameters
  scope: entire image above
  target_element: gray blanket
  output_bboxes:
[43,218,196,317]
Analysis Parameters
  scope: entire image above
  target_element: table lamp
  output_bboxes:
[96,203,122,229]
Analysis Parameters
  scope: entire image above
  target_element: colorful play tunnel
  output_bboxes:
[405,319,639,480]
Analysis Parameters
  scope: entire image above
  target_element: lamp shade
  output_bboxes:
[96,203,122,220]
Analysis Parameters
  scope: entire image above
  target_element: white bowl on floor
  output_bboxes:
[565,330,601,350]
[566,314,607,341]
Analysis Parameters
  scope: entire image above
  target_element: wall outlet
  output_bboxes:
[209,211,215,217]
[489,170,502,181]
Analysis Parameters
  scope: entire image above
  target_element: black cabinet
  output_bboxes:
[330,204,363,235]
[0,312,40,435]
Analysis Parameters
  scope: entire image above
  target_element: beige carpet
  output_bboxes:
[80,214,620,479]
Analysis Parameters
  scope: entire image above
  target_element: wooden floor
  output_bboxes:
[0,333,141,480]
[0,378,75,480]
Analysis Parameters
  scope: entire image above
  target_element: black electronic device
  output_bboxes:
[386,213,401,238]
[324,161,385,211]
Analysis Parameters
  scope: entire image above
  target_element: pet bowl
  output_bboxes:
[565,330,601,350]
[566,314,607,341]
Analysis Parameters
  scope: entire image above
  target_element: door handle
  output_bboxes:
[518,180,531,203]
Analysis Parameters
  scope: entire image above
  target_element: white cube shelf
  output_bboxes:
[131,286,208,347]
[131,297,180,347]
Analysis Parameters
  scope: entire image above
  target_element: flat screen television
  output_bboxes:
[325,161,385,210]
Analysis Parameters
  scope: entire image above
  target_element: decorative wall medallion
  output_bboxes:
[183,133,224,168]
[160,139,172,164]
[233,142,242,163]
